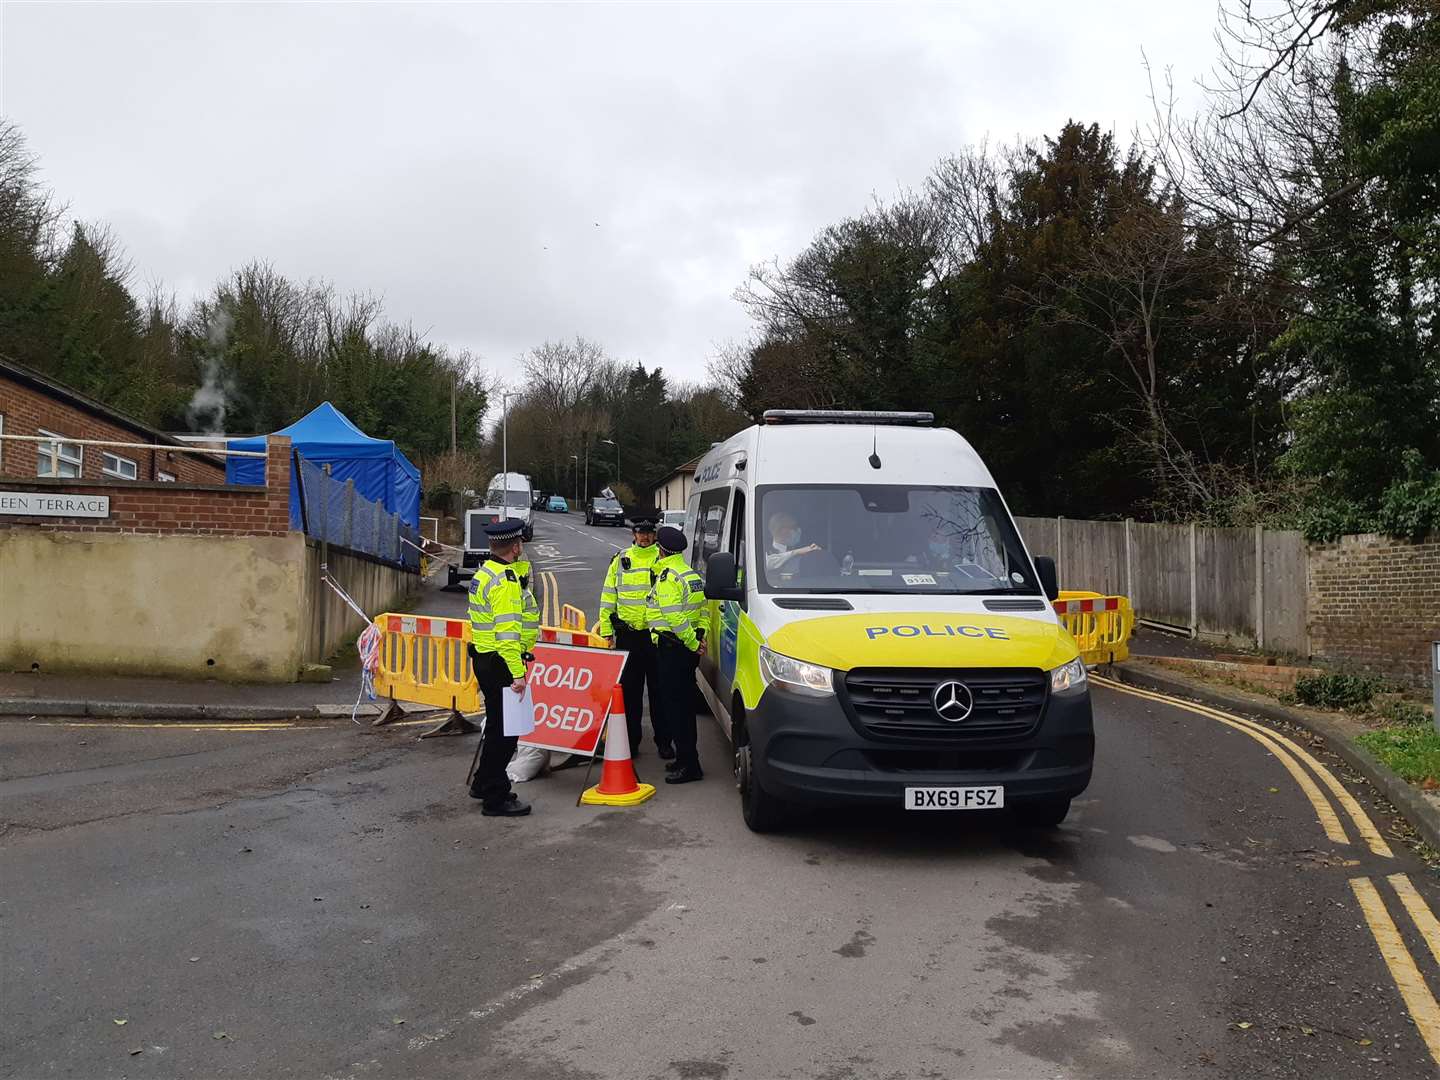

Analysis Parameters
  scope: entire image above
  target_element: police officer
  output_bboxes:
[598,510,666,758]
[646,526,707,784]
[467,518,540,816]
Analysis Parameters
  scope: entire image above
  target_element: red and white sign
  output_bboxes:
[519,643,628,757]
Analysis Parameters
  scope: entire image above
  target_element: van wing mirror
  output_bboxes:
[1034,556,1059,601]
[704,552,744,602]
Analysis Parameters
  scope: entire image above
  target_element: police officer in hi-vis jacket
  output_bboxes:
[598,510,665,757]
[467,518,540,816]
[646,526,707,784]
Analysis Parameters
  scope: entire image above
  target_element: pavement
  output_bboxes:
[0,550,534,720]
[5,512,1440,1079]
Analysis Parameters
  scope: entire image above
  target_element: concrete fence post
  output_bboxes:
[1124,518,1134,610]
[1056,516,1064,587]
[1254,524,1265,651]
[1189,522,1199,637]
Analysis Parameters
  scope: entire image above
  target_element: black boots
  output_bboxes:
[481,793,532,816]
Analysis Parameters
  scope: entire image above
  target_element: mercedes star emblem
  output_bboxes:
[932,680,974,722]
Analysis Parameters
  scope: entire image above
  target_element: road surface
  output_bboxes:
[3,511,1438,1079]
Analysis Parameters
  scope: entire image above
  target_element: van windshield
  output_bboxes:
[756,485,1040,595]
[488,489,531,509]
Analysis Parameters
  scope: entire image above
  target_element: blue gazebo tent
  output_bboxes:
[225,402,421,530]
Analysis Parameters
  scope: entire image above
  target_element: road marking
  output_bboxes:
[1350,877,1440,1065]
[1096,676,1394,856]
[1389,873,1440,967]
[1095,677,1350,846]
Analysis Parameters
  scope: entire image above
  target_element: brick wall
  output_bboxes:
[0,371,225,484]
[0,437,292,537]
[1308,533,1440,689]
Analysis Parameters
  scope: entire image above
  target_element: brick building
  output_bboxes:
[0,356,226,485]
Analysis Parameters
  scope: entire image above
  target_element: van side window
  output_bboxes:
[729,490,747,583]
[695,490,728,571]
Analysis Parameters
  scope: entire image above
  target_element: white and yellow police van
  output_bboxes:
[687,410,1093,832]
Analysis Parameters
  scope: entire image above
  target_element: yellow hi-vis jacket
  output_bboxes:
[469,557,540,678]
[645,552,706,652]
[598,543,659,636]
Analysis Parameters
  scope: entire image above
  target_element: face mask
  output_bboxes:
[929,540,949,558]
[776,527,800,550]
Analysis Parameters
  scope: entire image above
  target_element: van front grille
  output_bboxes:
[840,667,1047,740]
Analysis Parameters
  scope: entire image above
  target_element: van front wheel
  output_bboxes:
[737,742,788,833]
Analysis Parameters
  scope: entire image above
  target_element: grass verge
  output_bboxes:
[1356,725,1440,787]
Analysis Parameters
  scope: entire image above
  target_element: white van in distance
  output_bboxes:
[450,472,535,589]
[687,410,1093,832]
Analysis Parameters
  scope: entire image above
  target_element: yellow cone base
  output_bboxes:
[580,782,656,807]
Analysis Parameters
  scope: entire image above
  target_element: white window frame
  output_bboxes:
[0,413,5,471]
[36,429,83,478]
[156,469,177,483]
[102,451,138,480]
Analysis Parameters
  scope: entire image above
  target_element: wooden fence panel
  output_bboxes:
[1132,522,1193,628]
[1262,529,1308,655]
[1195,526,1256,640]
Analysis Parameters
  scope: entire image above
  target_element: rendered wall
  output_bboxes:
[1,532,308,681]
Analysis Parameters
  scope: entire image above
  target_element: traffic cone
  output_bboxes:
[580,685,656,806]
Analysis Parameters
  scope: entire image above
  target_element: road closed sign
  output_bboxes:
[520,643,628,757]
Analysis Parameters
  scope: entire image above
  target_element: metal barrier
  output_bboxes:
[371,605,595,735]
[1053,591,1135,666]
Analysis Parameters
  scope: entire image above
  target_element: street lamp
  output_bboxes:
[570,454,579,509]
[602,438,618,491]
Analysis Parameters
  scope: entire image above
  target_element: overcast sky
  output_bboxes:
[2,1,1220,385]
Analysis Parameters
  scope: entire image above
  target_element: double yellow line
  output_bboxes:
[537,570,562,628]
[1096,675,1440,1063]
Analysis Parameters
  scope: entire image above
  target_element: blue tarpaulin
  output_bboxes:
[225,402,422,530]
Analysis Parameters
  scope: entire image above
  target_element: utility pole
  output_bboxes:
[450,375,457,456]
[571,453,579,508]
[501,390,510,480]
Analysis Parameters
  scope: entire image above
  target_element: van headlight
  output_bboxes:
[1050,657,1088,695]
[759,647,834,696]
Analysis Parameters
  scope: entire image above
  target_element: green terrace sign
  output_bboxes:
[0,491,111,518]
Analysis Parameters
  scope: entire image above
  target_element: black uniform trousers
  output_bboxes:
[656,634,701,770]
[470,647,519,807]
[614,624,662,752]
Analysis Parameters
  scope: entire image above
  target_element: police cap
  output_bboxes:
[484,518,526,543]
[657,526,687,553]
[628,510,659,530]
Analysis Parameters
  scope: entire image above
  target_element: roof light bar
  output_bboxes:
[762,410,935,426]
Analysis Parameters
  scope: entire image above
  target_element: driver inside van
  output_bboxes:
[766,511,825,576]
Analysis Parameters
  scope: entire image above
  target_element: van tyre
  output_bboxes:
[1012,797,1070,828]
[736,742,788,833]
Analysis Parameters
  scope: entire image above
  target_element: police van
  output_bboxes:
[687,410,1093,832]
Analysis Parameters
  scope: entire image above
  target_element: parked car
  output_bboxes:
[532,491,550,511]
[586,496,625,526]
[547,495,568,512]
[661,509,687,530]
